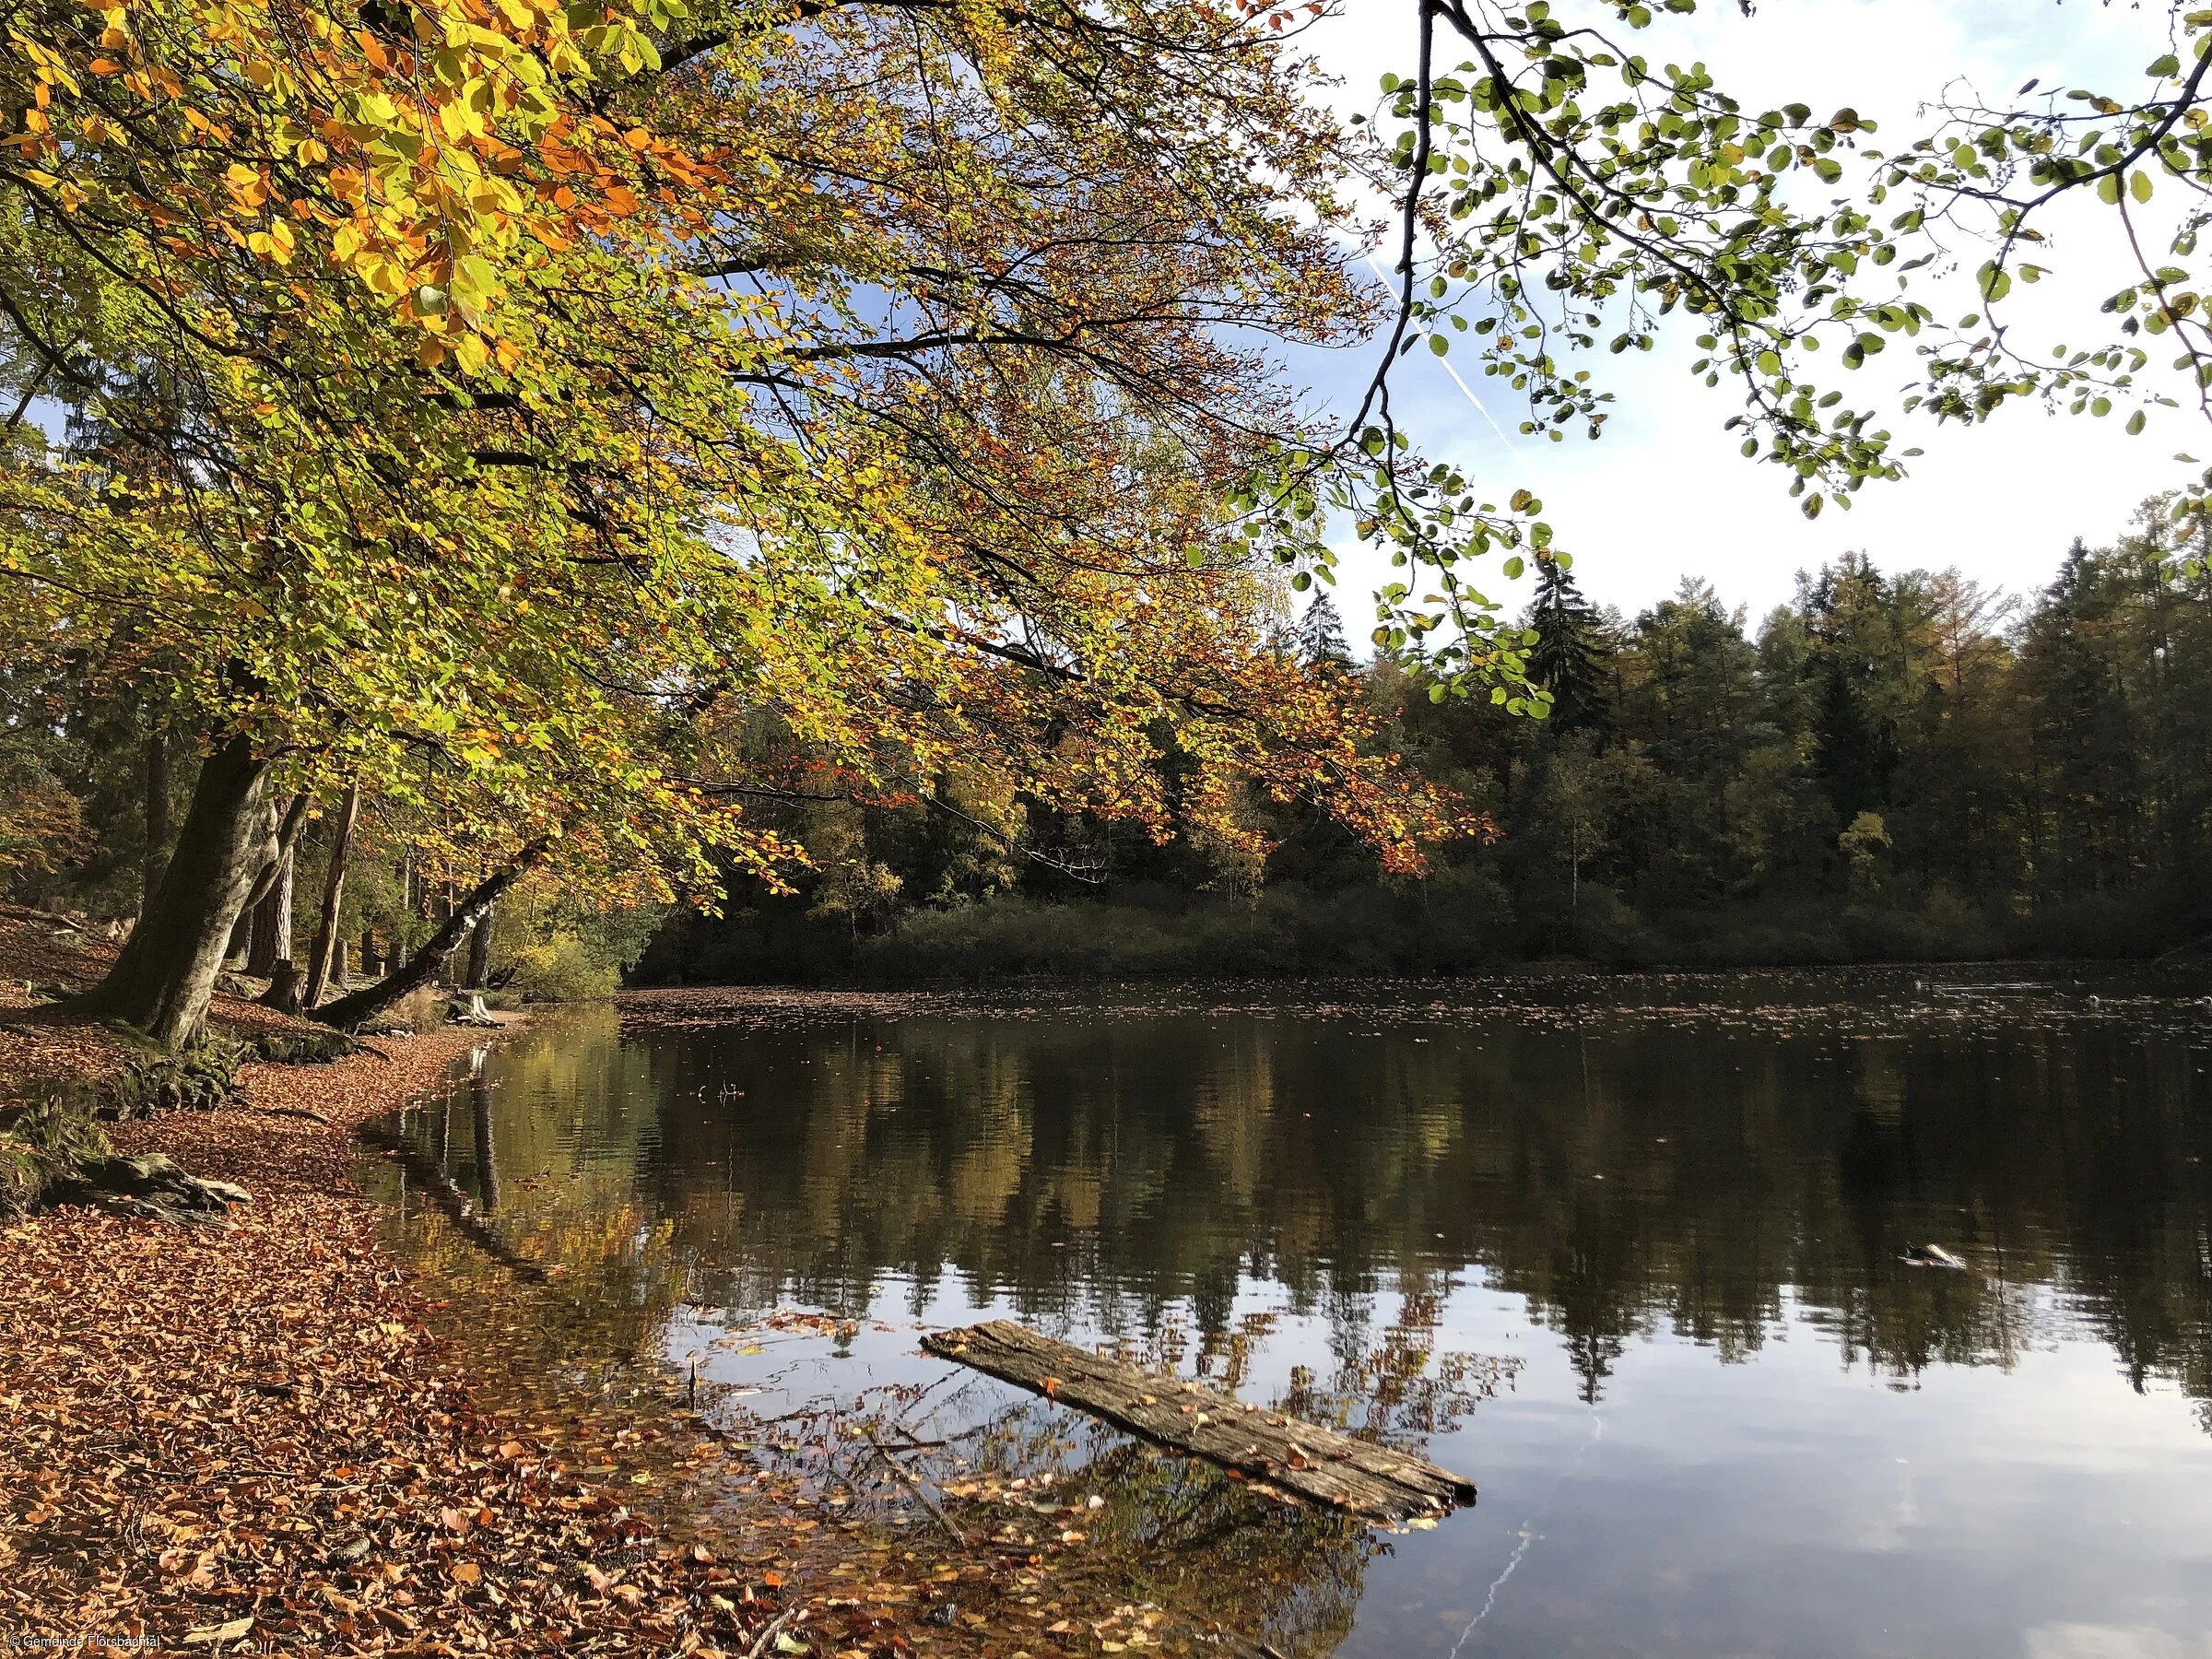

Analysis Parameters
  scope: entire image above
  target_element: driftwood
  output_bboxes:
[922,1320,1476,1522]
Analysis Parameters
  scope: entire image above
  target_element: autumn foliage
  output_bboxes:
[2,0,1482,1041]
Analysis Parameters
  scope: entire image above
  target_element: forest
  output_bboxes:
[643,499,2212,980]
[6,0,2212,1030]
[11,496,2207,988]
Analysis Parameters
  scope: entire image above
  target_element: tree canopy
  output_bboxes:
[4,0,2205,1039]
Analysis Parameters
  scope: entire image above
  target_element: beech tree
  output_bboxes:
[1360,0,2212,525]
[0,0,1494,1042]
[15,0,2200,1046]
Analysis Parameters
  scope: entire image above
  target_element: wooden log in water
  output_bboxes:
[921,1320,1476,1522]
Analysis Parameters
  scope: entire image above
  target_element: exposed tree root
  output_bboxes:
[47,1150,253,1228]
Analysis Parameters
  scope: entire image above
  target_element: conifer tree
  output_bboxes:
[1527,558,1612,731]
[1296,594,1352,670]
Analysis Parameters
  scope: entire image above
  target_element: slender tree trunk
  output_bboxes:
[300,781,360,1009]
[464,899,495,991]
[79,733,275,1047]
[141,724,170,917]
[245,818,299,977]
[313,848,547,1031]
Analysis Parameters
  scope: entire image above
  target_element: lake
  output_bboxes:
[367,971,2212,1658]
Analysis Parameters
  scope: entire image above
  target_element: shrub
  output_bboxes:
[505,932,619,1002]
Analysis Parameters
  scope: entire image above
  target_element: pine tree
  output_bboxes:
[1296,593,1351,670]
[1527,557,1613,729]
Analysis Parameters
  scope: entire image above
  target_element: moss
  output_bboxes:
[0,1088,112,1218]
[100,1032,250,1119]
[249,1026,359,1065]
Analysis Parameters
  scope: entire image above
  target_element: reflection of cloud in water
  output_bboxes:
[362,982,2212,1657]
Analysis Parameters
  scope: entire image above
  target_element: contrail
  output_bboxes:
[1361,253,1523,456]
[1443,1394,1606,1657]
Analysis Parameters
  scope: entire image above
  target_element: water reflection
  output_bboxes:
[369,981,2212,1656]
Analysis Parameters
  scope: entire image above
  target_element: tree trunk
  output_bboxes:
[244,826,297,978]
[313,848,547,1031]
[300,780,360,1009]
[464,899,495,990]
[141,724,170,917]
[79,733,275,1047]
[359,923,379,979]
[240,794,310,918]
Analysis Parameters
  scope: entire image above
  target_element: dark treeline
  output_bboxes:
[10,497,2206,986]
[642,497,2212,982]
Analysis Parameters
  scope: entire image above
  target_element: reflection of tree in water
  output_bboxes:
[950,1403,1376,1659]
[394,997,2212,1429]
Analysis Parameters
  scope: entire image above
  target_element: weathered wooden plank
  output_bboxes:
[921,1320,1476,1522]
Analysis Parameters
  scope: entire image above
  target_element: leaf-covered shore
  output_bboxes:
[0,921,1312,1656]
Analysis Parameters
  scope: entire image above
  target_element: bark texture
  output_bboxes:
[243,854,293,977]
[141,724,170,917]
[300,781,360,1008]
[463,900,494,991]
[244,800,302,978]
[80,734,275,1047]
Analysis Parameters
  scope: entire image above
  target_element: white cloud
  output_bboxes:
[1298,0,2194,621]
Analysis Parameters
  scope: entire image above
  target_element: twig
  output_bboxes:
[741,1606,798,1659]
[862,1430,968,1546]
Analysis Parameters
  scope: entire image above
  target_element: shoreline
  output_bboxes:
[0,980,1262,1658]
[0,996,815,1656]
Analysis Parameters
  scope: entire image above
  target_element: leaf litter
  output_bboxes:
[0,923,1411,1657]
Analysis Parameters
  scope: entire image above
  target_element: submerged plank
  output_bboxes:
[921,1319,1476,1521]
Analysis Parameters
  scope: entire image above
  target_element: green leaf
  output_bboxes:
[2148,53,2181,77]
[1502,555,1524,578]
[2132,169,2154,204]
[1429,334,1450,356]
[2127,409,2147,434]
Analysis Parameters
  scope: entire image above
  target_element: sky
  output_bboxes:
[1288,0,2192,625]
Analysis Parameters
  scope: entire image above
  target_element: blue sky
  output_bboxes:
[1290,0,2190,623]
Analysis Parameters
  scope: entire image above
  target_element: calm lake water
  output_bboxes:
[371,972,2212,1658]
